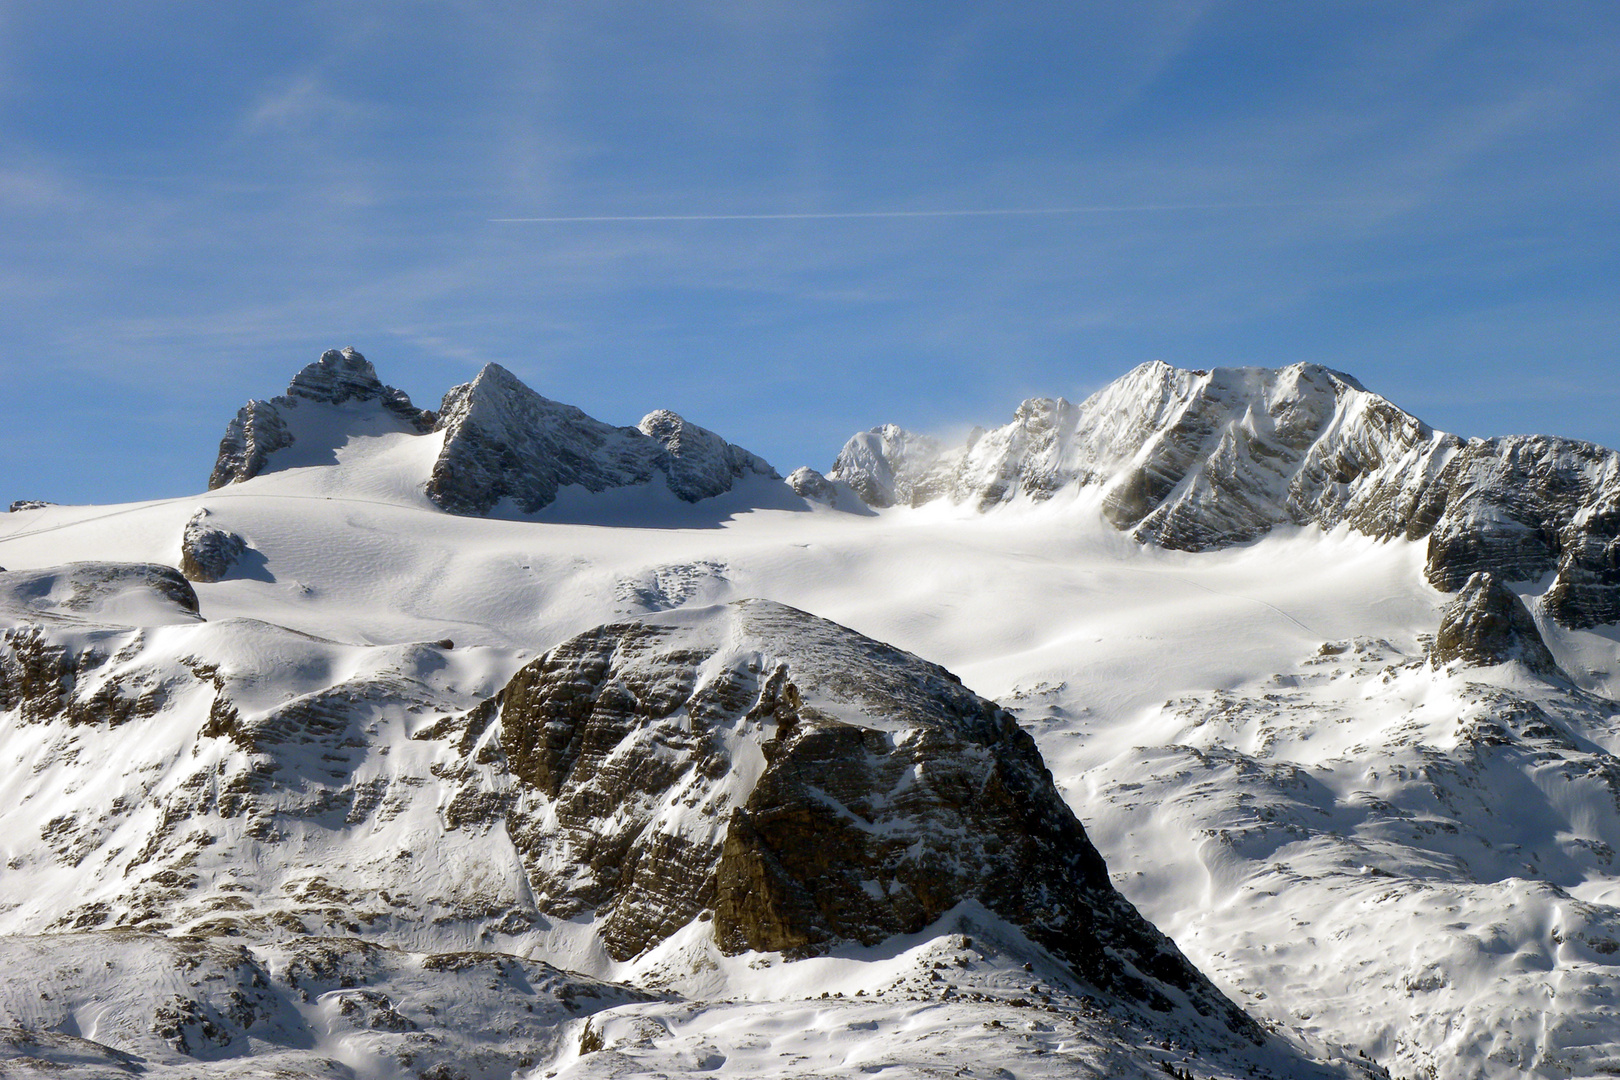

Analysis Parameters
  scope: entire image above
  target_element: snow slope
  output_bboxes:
[3,354,1619,1078]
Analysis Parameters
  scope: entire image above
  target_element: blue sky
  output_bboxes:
[2,1,1616,504]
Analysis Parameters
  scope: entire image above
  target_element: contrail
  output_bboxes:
[488,201,1354,223]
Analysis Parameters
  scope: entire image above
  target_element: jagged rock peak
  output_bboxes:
[1433,572,1564,678]
[425,363,665,516]
[209,347,433,489]
[829,425,948,509]
[831,360,1620,629]
[830,361,1424,521]
[284,347,426,421]
[432,598,1258,1037]
[210,352,780,514]
[423,364,778,516]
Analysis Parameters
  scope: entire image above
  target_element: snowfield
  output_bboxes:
[2,355,1617,1079]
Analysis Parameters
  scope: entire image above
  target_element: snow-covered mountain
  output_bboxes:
[5,348,1620,1079]
[810,361,1620,628]
[211,347,779,518]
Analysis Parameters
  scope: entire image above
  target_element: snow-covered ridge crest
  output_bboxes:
[209,349,780,516]
[424,363,777,516]
[823,360,1620,628]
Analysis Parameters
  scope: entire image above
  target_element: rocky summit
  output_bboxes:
[210,349,778,517]
[424,364,776,515]
[210,347,434,488]
[821,361,1620,628]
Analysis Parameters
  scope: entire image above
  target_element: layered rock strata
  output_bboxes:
[425,599,1259,1036]
[1432,572,1564,678]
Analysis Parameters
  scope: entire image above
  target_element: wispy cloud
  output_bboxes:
[243,73,373,136]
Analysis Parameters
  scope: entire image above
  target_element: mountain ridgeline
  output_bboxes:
[6,346,1611,1077]
[210,350,1620,630]
[803,361,1620,628]
[210,347,778,515]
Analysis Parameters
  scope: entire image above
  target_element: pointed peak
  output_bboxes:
[469,361,522,386]
[444,363,561,414]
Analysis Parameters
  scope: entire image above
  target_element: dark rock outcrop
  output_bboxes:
[208,347,433,489]
[8,501,55,513]
[1433,572,1564,678]
[178,510,247,583]
[1421,437,1620,627]
[830,361,1620,627]
[430,599,1258,1035]
[424,363,662,515]
[0,564,203,726]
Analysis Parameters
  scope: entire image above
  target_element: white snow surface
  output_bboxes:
[1,408,1618,1079]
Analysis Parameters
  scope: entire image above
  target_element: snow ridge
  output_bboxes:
[827,360,1620,627]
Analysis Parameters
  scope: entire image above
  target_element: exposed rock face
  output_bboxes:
[1433,572,1563,678]
[638,409,778,502]
[209,399,295,488]
[830,425,950,509]
[429,600,1257,1034]
[425,363,661,515]
[0,564,202,727]
[177,510,246,584]
[208,348,433,489]
[280,347,428,419]
[1422,437,1620,627]
[425,364,777,515]
[8,500,55,513]
[786,466,836,503]
[831,361,1620,627]
[209,349,780,515]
